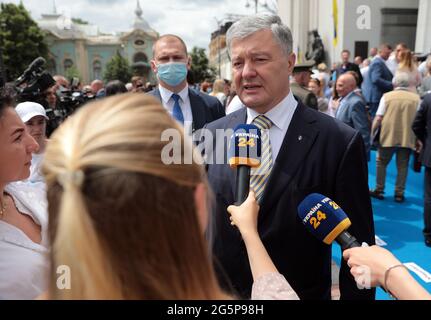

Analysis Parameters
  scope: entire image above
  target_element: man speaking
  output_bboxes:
[204,14,375,300]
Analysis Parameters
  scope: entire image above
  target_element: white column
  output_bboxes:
[309,0,319,32]
[298,0,310,62]
[278,0,310,60]
[415,0,431,53]
[277,0,293,26]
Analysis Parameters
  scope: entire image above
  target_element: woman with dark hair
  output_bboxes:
[0,90,48,299]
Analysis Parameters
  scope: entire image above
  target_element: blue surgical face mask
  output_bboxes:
[157,62,188,87]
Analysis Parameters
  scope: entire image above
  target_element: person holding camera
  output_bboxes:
[42,85,65,137]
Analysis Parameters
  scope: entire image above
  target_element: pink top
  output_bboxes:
[251,272,299,300]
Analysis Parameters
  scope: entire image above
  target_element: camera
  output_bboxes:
[14,57,95,136]
[15,57,56,104]
[56,77,96,116]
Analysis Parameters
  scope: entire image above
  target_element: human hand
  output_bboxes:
[343,245,401,287]
[416,140,423,153]
[227,191,260,238]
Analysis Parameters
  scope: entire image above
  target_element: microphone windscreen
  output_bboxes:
[297,193,352,245]
[228,124,262,168]
[29,57,46,70]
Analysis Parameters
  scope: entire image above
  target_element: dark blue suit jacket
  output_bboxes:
[148,87,225,131]
[413,93,431,168]
[204,101,375,300]
[362,57,393,104]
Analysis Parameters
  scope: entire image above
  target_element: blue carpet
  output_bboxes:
[332,150,431,300]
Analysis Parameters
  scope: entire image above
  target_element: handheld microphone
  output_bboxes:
[15,57,46,86]
[297,193,361,250]
[228,124,262,205]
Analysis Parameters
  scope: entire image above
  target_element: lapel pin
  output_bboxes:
[298,135,303,141]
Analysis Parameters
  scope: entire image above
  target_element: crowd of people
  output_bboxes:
[0,13,430,301]
[296,42,431,243]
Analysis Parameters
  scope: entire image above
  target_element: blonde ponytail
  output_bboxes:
[51,173,122,299]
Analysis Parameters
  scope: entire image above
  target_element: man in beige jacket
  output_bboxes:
[370,72,420,202]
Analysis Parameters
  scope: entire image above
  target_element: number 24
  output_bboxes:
[310,210,327,229]
[238,137,255,147]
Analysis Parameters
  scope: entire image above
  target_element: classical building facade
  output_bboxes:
[209,21,233,81]
[38,0,158,84]
[277,0,429,65]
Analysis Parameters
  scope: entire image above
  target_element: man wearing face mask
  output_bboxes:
[149,34,225,131]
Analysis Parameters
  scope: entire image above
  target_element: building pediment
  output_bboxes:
[121,29,158,41]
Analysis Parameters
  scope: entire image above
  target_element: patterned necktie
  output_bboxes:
[250,115,273,203]
[171,93,184,125]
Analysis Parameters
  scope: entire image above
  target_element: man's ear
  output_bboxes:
[287,52,296,75]
[150,59,158,74]
[187,55,192,71]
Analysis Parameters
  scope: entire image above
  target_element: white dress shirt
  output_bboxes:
[0,182,48,299]
[226,95,245,115]
[246,92,298,160]
[386,54,398,75]
[158,84,193,124]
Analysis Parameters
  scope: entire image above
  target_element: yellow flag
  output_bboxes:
[333,0,338,47]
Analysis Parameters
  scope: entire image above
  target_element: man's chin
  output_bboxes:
[239,95,260,108]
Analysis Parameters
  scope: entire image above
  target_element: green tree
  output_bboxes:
[0,3,48,81]
[188,47,216,85]
[104,51,133,84]
[72,18,88,25]
[65,66,80,81]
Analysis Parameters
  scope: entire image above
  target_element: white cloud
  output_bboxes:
[1,0,276,50]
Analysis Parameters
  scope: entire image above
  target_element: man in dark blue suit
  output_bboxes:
[148,34,225,131]
[204,14,375,300]
[412,93,431,247]
[362,44,393,117]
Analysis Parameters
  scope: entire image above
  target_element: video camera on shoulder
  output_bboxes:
[15,57,56,103]
[56,76,95,115]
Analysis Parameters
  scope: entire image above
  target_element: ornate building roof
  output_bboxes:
[38,0,157,41]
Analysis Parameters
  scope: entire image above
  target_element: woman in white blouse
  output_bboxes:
[0,91,49,299]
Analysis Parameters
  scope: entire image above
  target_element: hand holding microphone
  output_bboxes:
[343,245,431,300]
[297,193,431,299]
[343,245,403,288]
[228,124,262,205]
[227,191,260,239]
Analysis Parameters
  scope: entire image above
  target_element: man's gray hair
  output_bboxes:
[392,72,410,88]
[226,14,293,56]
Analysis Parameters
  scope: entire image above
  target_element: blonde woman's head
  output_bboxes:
[43,94,226,299]
[398,49,415,71]
[212,79,225,94]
